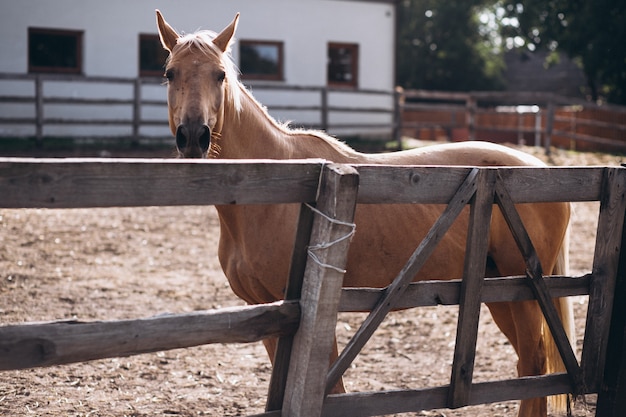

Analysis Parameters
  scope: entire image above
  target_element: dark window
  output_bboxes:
[327,43,359,88]
[139,34,169,77]
[240,40,284,81]
[28,28,82,74]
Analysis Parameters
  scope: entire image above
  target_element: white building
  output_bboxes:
[0,0,397,141]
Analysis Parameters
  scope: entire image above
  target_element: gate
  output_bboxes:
[0,158,625,416]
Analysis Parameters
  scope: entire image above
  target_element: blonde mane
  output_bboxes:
[238,83,356,155]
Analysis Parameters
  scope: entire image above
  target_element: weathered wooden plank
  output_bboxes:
[338,275,591,312]
[321,374,574,417]
[325,168,480,393]
[355,166,604,204]
[0,160,606,208]
[0,158,324,208]
[355,166,473,204]
[495,166,603,203]
[266,203,315,411]
[0,301,300,371]
[324,384,450,417]
[448,169,495,408]
[582,167,626,391]
[282,164,359,417]
[597,169,626,417]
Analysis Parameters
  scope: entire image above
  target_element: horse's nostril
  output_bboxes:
[175,125,187,151]
[199,125,211,152]
[175,123,210,158]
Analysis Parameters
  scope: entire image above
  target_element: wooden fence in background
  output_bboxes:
[400,89,626,154]
[1,158,626,416]
[0,73,394,143]
[3,73,625,154]
[0,73,167,142]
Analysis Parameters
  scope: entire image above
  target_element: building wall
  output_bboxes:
[0,0,396,139]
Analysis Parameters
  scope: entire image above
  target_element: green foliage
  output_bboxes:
[396,0,505,92]
[500,0,626,104]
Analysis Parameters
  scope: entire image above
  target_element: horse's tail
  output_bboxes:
[544,223,576,413]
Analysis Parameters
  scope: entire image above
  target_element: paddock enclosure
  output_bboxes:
[1,148,626,416]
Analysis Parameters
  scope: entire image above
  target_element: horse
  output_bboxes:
[155,11,574,417]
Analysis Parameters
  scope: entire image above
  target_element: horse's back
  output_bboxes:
[367,141,546,167]
[344,141,569,287]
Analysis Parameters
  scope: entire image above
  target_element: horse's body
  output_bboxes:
[156,11,573,417]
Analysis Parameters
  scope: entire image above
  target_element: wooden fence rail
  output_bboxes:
[0,158,625,416]
[0,301,300,371]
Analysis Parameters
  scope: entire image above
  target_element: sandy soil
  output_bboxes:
[0,143,623,416]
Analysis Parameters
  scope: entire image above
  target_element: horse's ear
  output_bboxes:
[213,13,240,53]
[156,9,180,52]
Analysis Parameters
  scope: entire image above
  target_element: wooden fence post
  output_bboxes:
[265,203,316,411]
[544,100,555,155]
[132,78,141,145]
[448,168,495,408]
[534,110,542,147]
[466,95,476,141]
[321,87,329,132]
[281,163,359,417]
[35,74,44,146]
[582,167,626,392]
[596,165,626,416]
[393,86,404,151]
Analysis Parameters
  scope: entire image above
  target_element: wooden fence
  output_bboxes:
[0,73,168,142]
[2,73,625,154]
[0,73,394,143]
[399,90,626,154]
[1,158,626,416]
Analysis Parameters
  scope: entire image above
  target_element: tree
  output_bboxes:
[500,0,626,104]
[396,0,505,92]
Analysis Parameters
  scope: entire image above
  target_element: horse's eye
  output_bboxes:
[217,71,226,82]
[164,69,174,82]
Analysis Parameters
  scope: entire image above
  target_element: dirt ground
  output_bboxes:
[0,142,624,416]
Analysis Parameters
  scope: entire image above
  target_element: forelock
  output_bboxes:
[173,30,242,113]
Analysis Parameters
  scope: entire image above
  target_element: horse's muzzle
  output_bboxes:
[175,123,211,158]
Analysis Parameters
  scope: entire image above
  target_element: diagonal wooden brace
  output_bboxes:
[494,172,584,395]
[325,167,480,393]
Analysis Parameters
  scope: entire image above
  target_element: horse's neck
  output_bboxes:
[214,84,365,263]
[219,84,363,162]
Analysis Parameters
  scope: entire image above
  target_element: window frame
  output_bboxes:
[138,33,170,77]
[239,39,284,81]
[28,27,83,74]
[327,42,359,89]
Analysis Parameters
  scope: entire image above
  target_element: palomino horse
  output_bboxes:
[156,11,574,417]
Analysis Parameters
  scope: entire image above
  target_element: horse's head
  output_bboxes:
[156,10,240,158]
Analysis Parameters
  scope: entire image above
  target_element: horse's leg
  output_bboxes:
[485,203,570,417]
[487,300,547,417]
[327,338,345,394]
[485,302,517,352]
[262,337,279,367]
[486,251,547,416]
